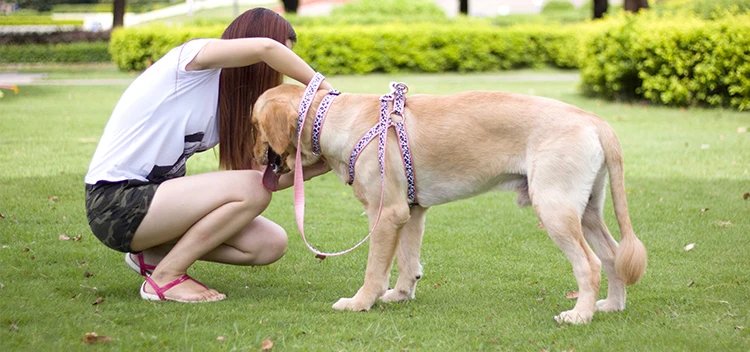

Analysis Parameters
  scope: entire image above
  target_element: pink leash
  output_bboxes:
[293,74,405,259]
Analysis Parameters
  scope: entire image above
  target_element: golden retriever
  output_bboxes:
[251,83,647,324]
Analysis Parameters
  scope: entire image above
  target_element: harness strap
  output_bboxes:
[312,90,340,155]
[293,76,417,260]
[347,83,417,204]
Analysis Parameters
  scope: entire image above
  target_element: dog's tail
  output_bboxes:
[598,123,647,285]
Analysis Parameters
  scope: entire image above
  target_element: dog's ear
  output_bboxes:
[255,97,297,156]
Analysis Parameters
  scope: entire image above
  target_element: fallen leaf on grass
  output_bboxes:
[684,243,695,251]
[83,271,94,278]
[565,291,579,299]
[736,326,744,331]
[716,220,732,227]
[261,339,274,351]
[92,297,104,305]
[216,335,226,341]
[48,196,58,203]
[59,234,70,241]
[72,234,82,242]
[688,280,695,287]
[744,193,750,200]
[9,321,18,332]
[0,283,4,289]
[22,248,29,252]
[700,208,709,213]
[82,332,112,344]
[0,212,4,219]
[536,297,544,303]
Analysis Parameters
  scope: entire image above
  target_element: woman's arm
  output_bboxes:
[186,38,333,90]
[275,160,331,190]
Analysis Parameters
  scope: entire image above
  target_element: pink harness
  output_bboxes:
[293,73,418,259]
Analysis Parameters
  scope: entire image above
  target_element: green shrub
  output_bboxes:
[109,26,223,71]
[542,0,576,13]
[654,0,750,18]
[109,23,591,74]
[0,42,110,63]
[285,0,449,26]
[332,0,446,18]
[581,12,750,110]
[0,16,83,26]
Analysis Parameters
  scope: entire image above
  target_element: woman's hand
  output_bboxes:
[276,160,331,190]
[302,159,332,180]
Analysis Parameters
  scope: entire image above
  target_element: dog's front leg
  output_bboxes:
[332,204,410,311]
[381,206,428,303]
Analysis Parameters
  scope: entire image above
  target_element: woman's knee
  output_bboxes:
[263,225,288,265]
[249,222,287,265]
[235,170,273,213]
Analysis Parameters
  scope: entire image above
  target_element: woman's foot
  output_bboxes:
[140,273,226,302]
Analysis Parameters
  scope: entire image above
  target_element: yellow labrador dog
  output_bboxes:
[252,83,647,324]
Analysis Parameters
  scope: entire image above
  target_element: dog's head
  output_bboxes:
[252,84,324,187]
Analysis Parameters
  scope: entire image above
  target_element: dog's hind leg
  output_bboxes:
[381,205,429,303]
[582,166,626,312]
[530,144,603,324]
[332,202,411,312]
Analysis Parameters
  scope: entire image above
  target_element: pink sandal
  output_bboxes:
[139,275,224,303]
[125,252,156,276]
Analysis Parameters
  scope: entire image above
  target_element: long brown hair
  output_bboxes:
[218,8,297,170]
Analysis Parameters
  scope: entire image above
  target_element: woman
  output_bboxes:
[84,8,331,303]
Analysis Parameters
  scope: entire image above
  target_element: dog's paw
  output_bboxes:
[596,299,625,312]
[380,288,413,303]
[332,297,372,312]
[554,310,593,324]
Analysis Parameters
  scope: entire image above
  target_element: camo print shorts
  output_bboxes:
[85,180,160,253]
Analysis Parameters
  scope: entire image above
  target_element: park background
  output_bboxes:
[1,0,749,350]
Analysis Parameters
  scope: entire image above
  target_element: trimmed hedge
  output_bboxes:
[109,24,594,73]
[580,12,750,110]
[109,26,223,71]
[0,16,83,26]
[0,42,110,63]
[0,30,110,45]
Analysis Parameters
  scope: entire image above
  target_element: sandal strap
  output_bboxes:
[135,252,157,276]
[144,275,190,301]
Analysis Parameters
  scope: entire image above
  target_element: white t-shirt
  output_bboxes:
[85,39,221,185]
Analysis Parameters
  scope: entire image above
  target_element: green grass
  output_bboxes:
[1,72,749,351]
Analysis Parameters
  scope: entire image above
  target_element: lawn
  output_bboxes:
[0,71,748,351]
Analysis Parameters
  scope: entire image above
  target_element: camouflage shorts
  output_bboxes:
[85,180,160,253]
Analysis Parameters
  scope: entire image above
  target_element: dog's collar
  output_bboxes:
[311,90,340,156]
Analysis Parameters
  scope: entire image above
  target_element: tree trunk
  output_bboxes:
[282,0,299,14]
[624,0,649,13]
[459,0,468,15]
[593,0,608,19]
[113,0,126,28]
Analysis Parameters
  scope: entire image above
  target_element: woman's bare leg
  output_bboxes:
[133,215,287,267]
[130,170,277,302]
